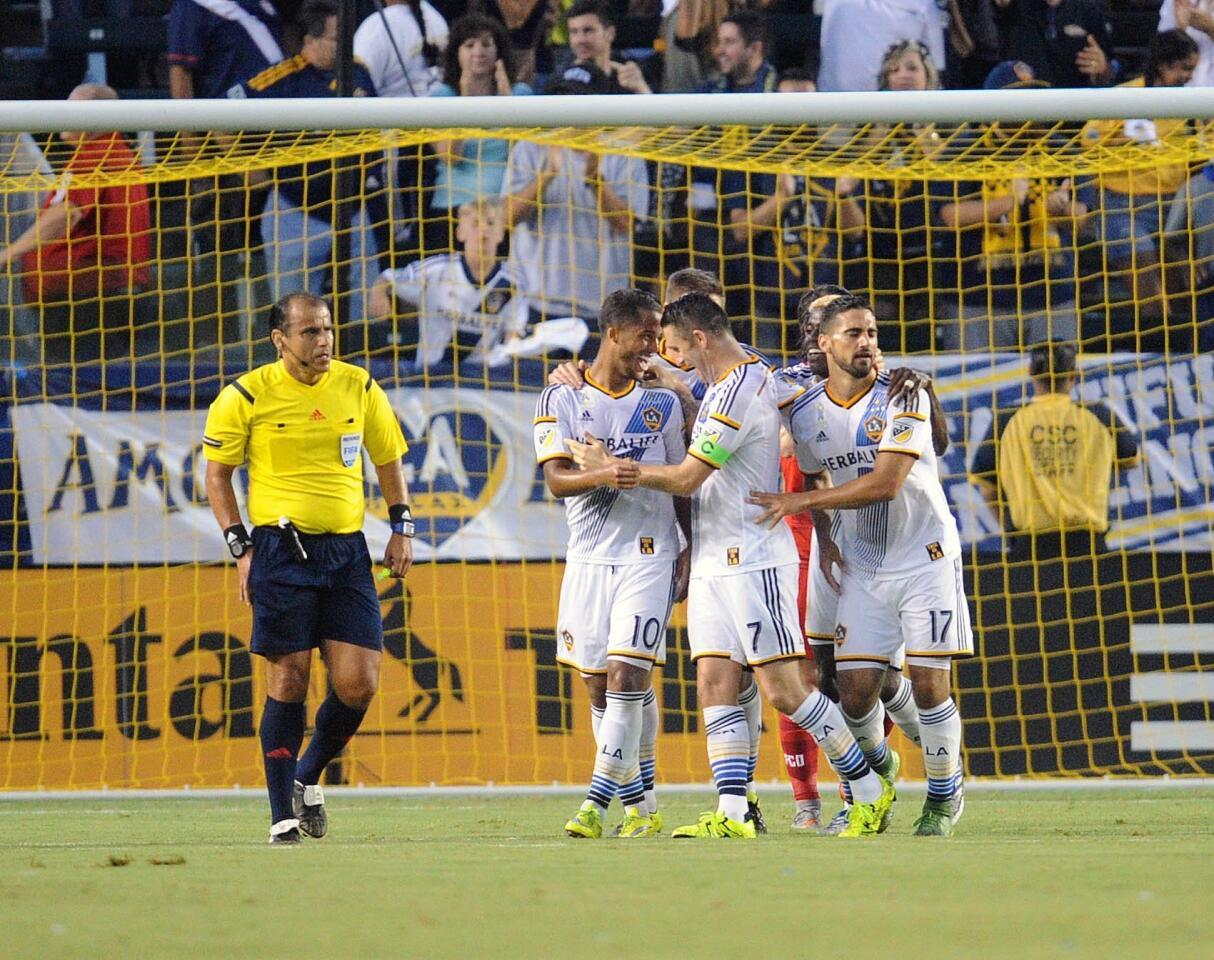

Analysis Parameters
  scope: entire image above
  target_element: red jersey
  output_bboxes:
[781,454,814,559]
[22,132,151,303]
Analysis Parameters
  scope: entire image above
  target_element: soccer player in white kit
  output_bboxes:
[535,289,688,839]
[752,295,972,836]
[572,292,895,839]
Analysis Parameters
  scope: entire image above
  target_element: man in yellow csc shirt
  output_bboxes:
[204,292,412,844]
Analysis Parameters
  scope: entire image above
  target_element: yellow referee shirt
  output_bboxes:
[202,359,408,534]
[971,393,1138,534]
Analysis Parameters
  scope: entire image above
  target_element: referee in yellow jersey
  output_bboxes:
[203,292,413,844]
[970,342,1138,563]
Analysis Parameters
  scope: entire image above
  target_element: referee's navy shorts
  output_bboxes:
[247,526,383,656]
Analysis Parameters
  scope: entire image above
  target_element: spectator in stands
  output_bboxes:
[551,0,653,94]
[663,0,729,92]
[0,133,50,341]
[354,0,449,98]
[994,0,1117,88]
[687,10,778,301]
[424,15,532,256]
[168,0,283,101]
[0,84,151,364]
[970,342,1138,562]
[233,1,381,317]
[168,0,284,345]
[721,67,864,351]
[1159,0,1214,87]
[817,0,947,91]
[502,61,649,321]
[1081,29,1200,322]
[863,40,953,349]
[935,62,1087,350]
[369,197,529,368]
[479,0,551,85]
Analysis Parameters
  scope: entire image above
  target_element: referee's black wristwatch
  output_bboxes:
[224,523,254,558]
[389,504,415,538]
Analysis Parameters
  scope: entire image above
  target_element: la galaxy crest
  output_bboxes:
[864,414,886,443]
[641,405,663,432]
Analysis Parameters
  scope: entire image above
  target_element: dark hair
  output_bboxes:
[777,65,816,87]
[1147,29,1199,85]
[598,288,662,332]
[666,267,724,300]
[300,0,337,38]
[1029,341,1077,385]
[661,291,731,337]
[817,293,873,333]
[407,0,441,69]
[796,284,849,353]
[721,9,767,51]
[269,292,329,336]
[442,14,515,89]
[566,0,613,28]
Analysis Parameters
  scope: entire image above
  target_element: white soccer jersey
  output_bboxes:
[381,255,529,368]
[787,371,960,580]
[687,357,799,576]
[650,344,804,407]
[535,379,685,564]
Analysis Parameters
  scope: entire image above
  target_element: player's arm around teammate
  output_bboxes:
[203,292,412,843]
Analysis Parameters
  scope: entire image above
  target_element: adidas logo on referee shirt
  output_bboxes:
[309,409,326,421]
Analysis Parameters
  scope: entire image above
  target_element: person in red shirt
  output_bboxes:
[0,83,151,364]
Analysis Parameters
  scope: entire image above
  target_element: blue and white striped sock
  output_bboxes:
[704,705,750,822]
[844,700,889,771]
[920,697,961,803]
[788,691,882,804]
[883,673,921,746]
[586,690,646,813]
[737,682,762,794]
[640,686,659,814]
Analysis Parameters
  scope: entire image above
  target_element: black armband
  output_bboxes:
[388,503,415,538]
[223,523,253,559]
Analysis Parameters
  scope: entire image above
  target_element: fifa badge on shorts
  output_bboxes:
[834,624,847,647]
[641,406,663,432]
[340,433,362,468]
[926,541,944,561]
[864,414,886,442]
[561,629,575,652]
[727,546,740,566]
[639,537,655,555]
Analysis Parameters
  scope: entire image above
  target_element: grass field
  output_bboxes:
[2,787,1212,960]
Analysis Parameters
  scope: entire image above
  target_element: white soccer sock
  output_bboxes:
[919,697,961,803]
[737,681,762,795]
[843,700,889,771]
[883,674,922,746]
[704,704,750,822]
[640,686,659,815]
[787,691,882,804]
[590,703,605,743]
[587,690,645,813]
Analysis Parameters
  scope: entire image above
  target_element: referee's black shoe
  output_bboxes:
[269,819,302,845]
[293,781,329,838]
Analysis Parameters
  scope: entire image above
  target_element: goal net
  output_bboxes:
[1,92,1212,790]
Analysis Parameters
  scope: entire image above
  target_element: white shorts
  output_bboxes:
[687,564,804,667]
[556,558,676,674]
[835,555,974,671]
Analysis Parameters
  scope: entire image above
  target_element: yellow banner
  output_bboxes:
[0,564,921,789]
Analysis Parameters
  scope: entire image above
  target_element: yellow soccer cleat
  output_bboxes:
[617,807,661,838]
[649,809,664,835]
[564,805,603,839]
[671,810,757,839]
[876,750,900,833]
[837,799,883,838]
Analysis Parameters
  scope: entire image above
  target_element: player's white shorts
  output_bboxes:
[687,564,804,667]
[835,555,974,671]
[556,558,676,674]
[805,532,906,670]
